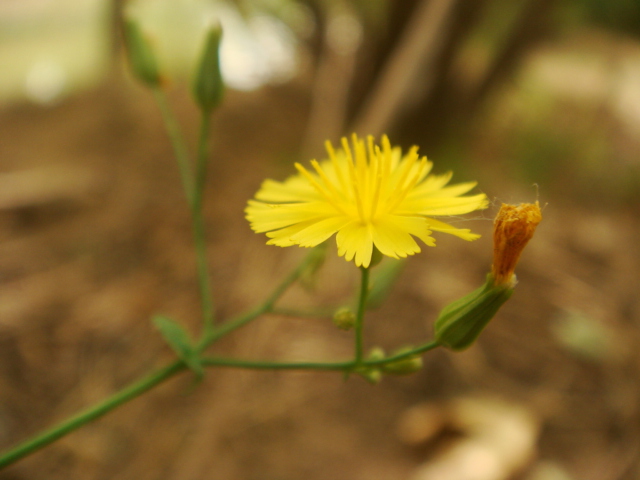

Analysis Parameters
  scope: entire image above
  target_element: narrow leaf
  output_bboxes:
[153,315,203,378]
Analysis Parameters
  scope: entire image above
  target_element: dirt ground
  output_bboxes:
[1,67,640,480]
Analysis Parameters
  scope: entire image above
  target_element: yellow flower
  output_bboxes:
[245,134,488,268]
[492,202,542,286]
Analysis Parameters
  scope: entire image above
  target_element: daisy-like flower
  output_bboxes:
[245,134,488,268]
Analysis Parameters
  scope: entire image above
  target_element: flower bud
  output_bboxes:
[492,202,542,286]
[434,275,514,351]
[359,368,382,384]
[368,346,386,361]
[381,347,423,375]
[332,307,356,331]
[355,347,385,384]
[123,19,162,87]
[434,201,542,351]
[192,23,224,113]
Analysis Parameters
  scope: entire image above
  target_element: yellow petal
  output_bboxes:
[255,177,318,203]
[336,222,374,268]
[289,215,352,247]
[414,171,453,193]
[410,181,478,198]
[398,193,488,216]
[425,217,481,241]
[266,220,317,246]
[246,201,336,232]
[371,215,427,259]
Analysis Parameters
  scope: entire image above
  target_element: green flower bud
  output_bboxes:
[192,23,224,113]
[381,347,423,375]
[123,19,162,87]
[358,368,382,384]
[332,307,356,331]
[368,346,386,361]
[355,347,385,384]
[434,274,514,351]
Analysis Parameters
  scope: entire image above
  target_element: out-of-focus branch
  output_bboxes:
[465,0,554,111]
[300,1,361,159]
[350,0,458,137]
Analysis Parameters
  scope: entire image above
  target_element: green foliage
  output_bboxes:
[153,315,203,379]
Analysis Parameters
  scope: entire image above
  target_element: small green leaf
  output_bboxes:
[153,315,203,378]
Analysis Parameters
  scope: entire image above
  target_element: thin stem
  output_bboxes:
[192,111,215,332]
[203,357,353,371]
[354,267,370,364]
[0,361,186,469]
[372,339,440,365]
[0,252,318,470]
[269,307,334,319]
[152,90,215,333]
[201,339,441,371]
[194,112,211,212]
[197,250,319,351]
[152,88,195,206]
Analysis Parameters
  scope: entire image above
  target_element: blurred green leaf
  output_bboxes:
[153,315,203,378]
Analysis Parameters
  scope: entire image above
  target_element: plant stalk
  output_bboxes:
[354,267,370,364]
[0,361,186,469]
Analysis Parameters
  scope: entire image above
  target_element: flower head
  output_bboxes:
[492,202,542,286]
[246,134,488,268]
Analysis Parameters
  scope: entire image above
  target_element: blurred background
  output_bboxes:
[1,0,640,479]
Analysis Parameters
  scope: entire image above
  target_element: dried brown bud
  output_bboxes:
[492,202,542,286]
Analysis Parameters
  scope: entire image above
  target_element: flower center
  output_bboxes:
[295,135,429,225]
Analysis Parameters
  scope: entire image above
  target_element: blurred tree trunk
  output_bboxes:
[346,0,556,152]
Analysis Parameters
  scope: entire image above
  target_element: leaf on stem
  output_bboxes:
[153,315,204,379]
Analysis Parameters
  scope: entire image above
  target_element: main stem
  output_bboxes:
[0,250,316,470]
[154,89,215,333]
[202,340,441,371]
[0,361,186,469]
[197,249,319,351]
[152,89,195,206]
[354,267,370,364]
[192,112,215,332]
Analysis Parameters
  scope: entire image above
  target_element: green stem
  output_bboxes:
[0,361,186,469]
[152,89,195,206]
[268,307,334,319]
[201,339,441,371]
[197,250,318,351]
[377,339,441,364]
[354,267,370,364]
[0,252,316,470]
[194,112,210,212]
[192,112,215,332]
[203,357,353,371]
[0,335,440,469]
[153,90,215,333]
